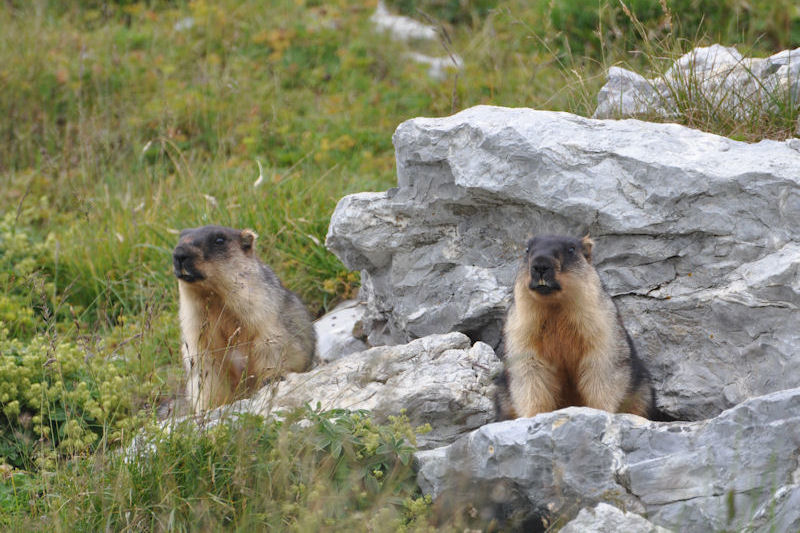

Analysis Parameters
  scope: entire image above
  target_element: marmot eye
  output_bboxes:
[568,246,575,254]
[215,236,225,245]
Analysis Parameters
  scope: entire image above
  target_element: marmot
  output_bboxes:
[173,225,317,413]
[499,234,655,419]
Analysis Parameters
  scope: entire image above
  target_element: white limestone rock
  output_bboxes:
[595,45,800,120]
[242,332,502,449]
[313,300,367,363]
[370,0,437,41]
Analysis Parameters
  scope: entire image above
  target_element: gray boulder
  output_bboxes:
[325,105,800,420]
[415,387,800,532]
[594,66,666,119]
[131,333,502,459]
[246,332,502,449]
[594,44,800,120]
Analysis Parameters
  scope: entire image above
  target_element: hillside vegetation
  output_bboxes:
[1,0,797,529]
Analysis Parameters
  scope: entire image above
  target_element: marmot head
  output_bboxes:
[173,225,258,285]
[522,234,593,298]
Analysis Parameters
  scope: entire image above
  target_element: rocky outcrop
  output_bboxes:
[415,387,800,532]
[594,44,800,124]
[241,332,501,449]
[326,105,800,420]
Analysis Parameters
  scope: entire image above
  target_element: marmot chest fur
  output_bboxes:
[173,225,316,413]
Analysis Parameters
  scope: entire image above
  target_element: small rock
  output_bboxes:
[561,503,673,533]
[313,300,368,363]
[595,44,800,120]
[370,1,437,41]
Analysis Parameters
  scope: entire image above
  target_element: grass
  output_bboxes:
[4,407,429,531]
[0,0,600,321]
[605,1,800,141]
[0,0,797,530]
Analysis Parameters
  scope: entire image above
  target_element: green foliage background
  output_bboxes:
[0,0,797,529]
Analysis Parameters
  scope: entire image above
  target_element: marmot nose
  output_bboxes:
[173,246,190,267]
[533,262,553,277]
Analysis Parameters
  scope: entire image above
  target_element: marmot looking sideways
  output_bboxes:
[499,234,655,419]
[173,225,316,413]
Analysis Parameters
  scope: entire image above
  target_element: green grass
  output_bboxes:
[3,406,431,531]
[0,0,798,530]
[602,1,800,142]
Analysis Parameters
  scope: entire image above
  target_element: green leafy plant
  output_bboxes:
[0,213,170,472]
[7,406,433,530]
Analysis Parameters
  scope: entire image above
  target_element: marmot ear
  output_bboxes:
[240,229,258,252]
[581,235,594,263]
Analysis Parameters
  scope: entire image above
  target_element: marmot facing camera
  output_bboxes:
[500,235,654,419]
[173,225,316,413]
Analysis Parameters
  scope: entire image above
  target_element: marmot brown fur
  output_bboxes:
[173,225,317,413]
[499,234,654,419]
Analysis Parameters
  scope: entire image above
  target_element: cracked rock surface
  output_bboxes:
[326,105,800,420]
[415,387,800,532]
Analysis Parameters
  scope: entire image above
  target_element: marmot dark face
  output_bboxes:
[173,225,257,283]
[523,235,593,297]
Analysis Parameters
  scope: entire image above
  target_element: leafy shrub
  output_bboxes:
[0,325,158,470]
[0,206,57,340]
[0,213,166,471]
